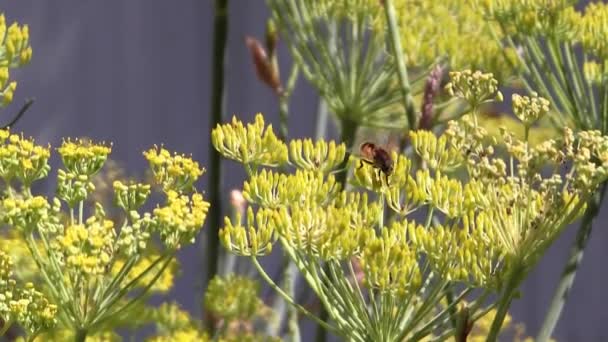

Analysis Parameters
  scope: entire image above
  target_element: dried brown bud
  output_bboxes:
[245,36,282,95]
[419,65,444,130]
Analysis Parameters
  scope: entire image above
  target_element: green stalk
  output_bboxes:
[487,264,525,342]
[315,119,357,342]
[74,328,87,342]
[251,257,342,336]
[536,183,608,341]
[205,0,229,332]
[383,0,417,130]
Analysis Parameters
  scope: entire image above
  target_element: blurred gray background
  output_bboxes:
[2,1,607,341]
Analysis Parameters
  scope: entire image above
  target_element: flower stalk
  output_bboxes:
[205,0,229,332]
[537,182,608,341]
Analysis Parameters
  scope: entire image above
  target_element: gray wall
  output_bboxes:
[2,2,606,341]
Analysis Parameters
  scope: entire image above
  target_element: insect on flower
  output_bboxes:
[358,142,394,185]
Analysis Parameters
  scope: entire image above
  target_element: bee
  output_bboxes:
[358,142,394,185]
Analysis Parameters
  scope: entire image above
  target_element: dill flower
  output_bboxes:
[57,138,111,177]
[0,13,32,107]
[153,190,210,249]
[0,131,51,186]
[56,216,115,276]
[512,92,551,127]
[445,70,503,110]
[580,2,608,59]
[144,146,205,194]
[113,180,151,211]
[359,222,421,296]
[0,251,56,338]
[212,114,288,168]
[204,274,261,321]
[220,207,276,257]
[372,0,520,80]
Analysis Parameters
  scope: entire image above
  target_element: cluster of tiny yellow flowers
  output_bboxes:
[477,0,579,40]
[0,13,32,107]
[204,274,261,321]
[153,190,209,249]
[360,222,421,296]
[113,180,151,211]
[212,114,288,167]
[57,138,111,176]
[214,66,608,339]
[0,131,209,336]
[144,146,205,193]
[0,250,56,337]
[512,92,551,127]
[55,216,115,276]
[288,139,346,173]
[1,196,50,234]
[580,2,608,59]
[362,0,519,80]
[0,130,51,186]
[445,70,503,109]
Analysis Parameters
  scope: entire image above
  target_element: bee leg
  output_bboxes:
[385,173,390,186]
[357,160,364,170]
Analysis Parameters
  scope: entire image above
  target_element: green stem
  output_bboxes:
[383,0,417,130]
[251,257,341,336]
[487,264,525,342]
[316,119,357,342]
[205,0,229,332]
[536,183,608,341]
[74,328,87,342]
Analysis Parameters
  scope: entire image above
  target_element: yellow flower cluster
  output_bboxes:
[274,192,378,260]
[58,138,111,177]
[113,180,151,211]
[477,0,579,40]
[56,216,115,276]
[0,250,56,337]
[0,130,51,186]
[153,190,210,249]
[288,139,346,173]
[220,207,276,257]
[204,274,261,321]
[215,74,608,338]
[0,13,32,107]
[212,114,288,168]
[1,196,50,234]
[243,169,340,209]
[144,146,205,194]
[580,2,608,59]
[371,0,518,79]
[445,70,503,109]
[0,127,208,334]
[512,92,550,127]
[360,222,421,295]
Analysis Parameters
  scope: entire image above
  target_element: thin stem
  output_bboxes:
[2,98,34,129]
[250,256,342,336]
[536,182,608,341]
[205,0,229,332]
[383,0,417,130]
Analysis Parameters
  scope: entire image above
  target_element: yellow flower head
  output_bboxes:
[144,146,205,194]
[58,138,111,177]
